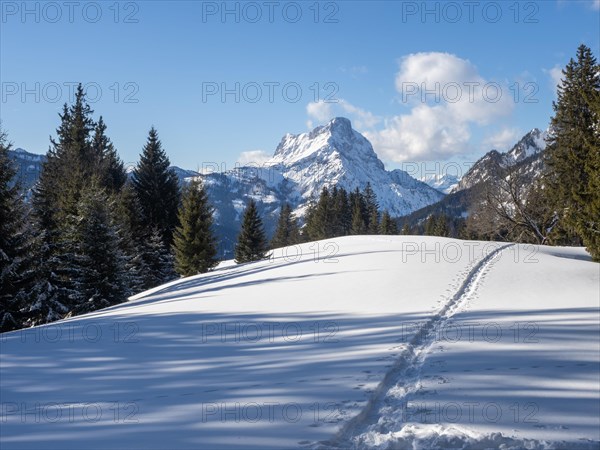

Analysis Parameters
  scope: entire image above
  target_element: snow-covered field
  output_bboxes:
[1,237,598,449]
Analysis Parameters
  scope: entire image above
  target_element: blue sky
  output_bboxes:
[1,0,599,178]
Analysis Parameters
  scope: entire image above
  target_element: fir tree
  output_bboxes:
[173,178,218,276]
[379,210,398,235]
[235,199,268,263]
[271,203,300,249]
[132,127,181,247]
[545,45,600,260]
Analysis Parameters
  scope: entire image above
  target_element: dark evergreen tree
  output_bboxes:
[350,188,367,235]
[368,208,380,234]
[91,116,127,194]
[434,214,450,237]
[235,199,268,263]
[141,228,178,287]
[582,83,600,259]
[173,178,218,276]
[271,203,300,249]
[0,129,34,331]
[111,182,149,294]
[401,222,411,235]
[33,85,95,230]
[303,187,335,241]
[363,182,379,233]
[332,187,351,236]
[545,45,600,260]
[424,215,437,236]
[379,210,398,235]
[24,230,74,327]
[132,127,181,247]
[68,186,128,315]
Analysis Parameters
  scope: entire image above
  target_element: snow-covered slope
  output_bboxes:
[1,237,598,449]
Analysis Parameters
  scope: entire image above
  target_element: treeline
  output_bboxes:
[261,184,399,251]
[0,85,220,332]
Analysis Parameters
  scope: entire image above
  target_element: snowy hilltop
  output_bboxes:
[1,236,598,449]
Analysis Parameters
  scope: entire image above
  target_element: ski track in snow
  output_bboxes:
[309,243,514,449]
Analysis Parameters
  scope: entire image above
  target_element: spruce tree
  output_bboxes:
[33,85,95,230]
[235,199,268,263]
[424,215,437,236]
[368,208,380,234]
[0,129,34,332]
[68,186,128,315]
[350,189,367,235]
[314,187,335,239]
[379,211,398,235]
[333,187,351,236]
[582,84,600,259]
[111,182,149,294]
[434,214,450,237]
[271,203,300,249]
[363,182,379,232]
[25,231,73,327]
[173,178,218,276]
[91,116,127,194]
[141,228,178,287]
[401,222,411,235]
[545,45,600,260]
[132,127,181,247]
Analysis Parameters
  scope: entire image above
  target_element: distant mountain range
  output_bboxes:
[8,119,548,255]
[401,128,548,227]
[195,117,444,255]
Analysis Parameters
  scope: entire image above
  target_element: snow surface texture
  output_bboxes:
[1,237,598,449]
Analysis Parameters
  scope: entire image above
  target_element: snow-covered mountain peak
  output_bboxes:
[506,128,547,164]
[269,117,382,170]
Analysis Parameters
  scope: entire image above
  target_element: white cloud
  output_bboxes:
[395,52,481,94]
[373,52,513,161]
[306,52,517,163]
[236,150,271,166]
[482,128,521,152]
[364,105,471,162]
